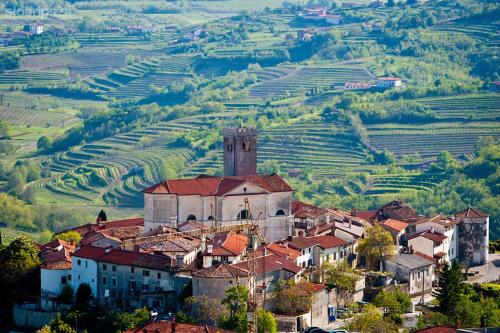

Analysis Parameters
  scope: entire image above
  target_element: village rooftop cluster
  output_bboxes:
[29,127,491,332]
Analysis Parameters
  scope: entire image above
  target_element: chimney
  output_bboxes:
[207,244,213,254]
[176,254,184,268]
[349,218,352,229]
[351,208,357,216]
[430,227,434,234]
[105,245,112,253]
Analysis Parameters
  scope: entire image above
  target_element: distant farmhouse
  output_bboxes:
[298,7,343,25]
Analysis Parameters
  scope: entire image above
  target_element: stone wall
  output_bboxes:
[13,304,56,329]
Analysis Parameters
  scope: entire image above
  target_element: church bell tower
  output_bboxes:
[223,126,257,176]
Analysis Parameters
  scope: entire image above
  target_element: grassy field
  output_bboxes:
[0,227,41,244]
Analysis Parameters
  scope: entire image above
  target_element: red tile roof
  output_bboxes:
[40,239,75,253]
[192,262,249,278]
[407,231,447,243]
[412,326,457,333]
[80,232,123,246]
[143,174,292,196]
[311,235,347,249]
[282,236,319,250]
[267,243,301,261]
[234,253,302,275]
[204,232,247,256]
[354,210,377,222]
[415,215,458,227]
[381,218,408,233]
[414,251,435,263]
[292,201,327,218]
[42,247,73,270]
[454,207,488,218]
[72,246,107,260]
[306,222,335,236]
[125,320,235,333]
[62,218,144,238]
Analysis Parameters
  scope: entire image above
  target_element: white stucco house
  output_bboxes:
[143,174,293,242]
[71,246,107,297]
[414,215,458,262]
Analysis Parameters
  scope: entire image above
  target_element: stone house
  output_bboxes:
[455,207,489,266]
[279,235,319,268]
[311,235,349,266]
[192,262,250,300]
[385,254,434,297]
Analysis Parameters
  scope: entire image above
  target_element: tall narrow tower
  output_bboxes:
[223,126,257,176]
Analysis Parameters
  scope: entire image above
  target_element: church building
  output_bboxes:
[142,126,294,242]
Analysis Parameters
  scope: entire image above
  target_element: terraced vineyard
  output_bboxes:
[412,93,500,120]
[258,121,370,177]
[367,121,500,159]
[20,50,164,80]
[0,70,67,86]
[249,66,374,98]
[365,171,451,196]
[0,107,79,127]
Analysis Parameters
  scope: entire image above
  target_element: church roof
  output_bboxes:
[454,207,488,218]
[143,174,292,196]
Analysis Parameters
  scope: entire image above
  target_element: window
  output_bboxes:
[333,253,337,261]
[226,144,233,151]
[68,275,72,281]
[142,284,149,291]
[112,278,116,287]
[77,259,81,266]
[308,248,311,253]
[451,248,454,255]
[221,256,229,262]
[208,216,214,221]
[85,261,88,268]
[129,280,136,290]
[237,209,249,220]
[241,141,246,151]
[143,270,150,277]
[157,272,161,279]
[276,209,285,216]
[131,267,135,273]
[78,275,81,280]
[61,276,67,285]
[112,265,116,272]
[412,273,415,280]
[302,250,305,255]
[187,214,197,221]
[103,277,107,285]
[418,272,421,279]
[103,264,107,271]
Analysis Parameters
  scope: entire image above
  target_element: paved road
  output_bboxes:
[468,253,500,284]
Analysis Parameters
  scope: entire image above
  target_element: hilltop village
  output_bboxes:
[27,127,492,332]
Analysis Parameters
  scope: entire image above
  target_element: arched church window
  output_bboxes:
[227,144,233,151]
[237,209,249,220]
[207,216,214,221]
[276,209,285,216]
[186,214,197,221]
[241,141,246,151]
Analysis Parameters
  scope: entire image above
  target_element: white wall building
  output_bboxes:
[414,215,458,262]
[143,174,293,243]
[376,77,402,88]
[385,254,434,297]
[71,247,107,297]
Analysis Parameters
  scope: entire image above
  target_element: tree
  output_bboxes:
[433,261,465,320]
[348,304,397,333]
[75,283,93,308]
[373,287,412,323]
[358,225,395,270]
[270,280,313,316]
[55,231,82,245]
[37,313,76,333]
[111,307,150,331]
[184,296,227,325]
[37,136,52,151]
[257,308,277,333]
[221,285,249,333]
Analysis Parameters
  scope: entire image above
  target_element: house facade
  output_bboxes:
[385,254,434,297]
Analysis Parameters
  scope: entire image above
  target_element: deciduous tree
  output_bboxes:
[358,225,395,270]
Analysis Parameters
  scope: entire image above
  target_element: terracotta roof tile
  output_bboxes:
[267,243,301,261]
[381,218,408,233]
[72,246,107,260]
[204,232,247,256]
[311,235,348,249]
[454,207,488,218]
[125,320,235,333]
[192,262,249,278]
[282,236,319,250]
[414,251,435,263]
[143,174,292,196]
[63,218,144,238]
[40,239,75,253]
[408,231,447,243]
[234,253,302,275]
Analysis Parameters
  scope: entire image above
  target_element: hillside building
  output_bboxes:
[385,254,434,297]
[456,207,489,266]
[223,126,257,176]
[29,22,44,35]
[376,77,402,88]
